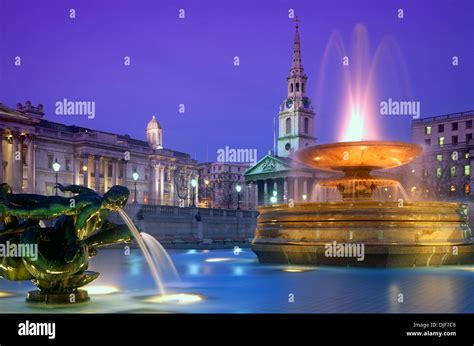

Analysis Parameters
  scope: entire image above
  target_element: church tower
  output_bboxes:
[277,17,316,157]
[146,115,163,149]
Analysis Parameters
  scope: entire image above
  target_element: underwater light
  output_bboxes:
[0,291,14,298]
[86,286,120,295]
[145,293,203,304]
[205,258,232,263]
[282,267,313,273]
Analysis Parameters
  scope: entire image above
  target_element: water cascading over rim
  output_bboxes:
[295,141,422,201]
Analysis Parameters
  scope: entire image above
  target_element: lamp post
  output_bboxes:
[235,184,242,210]
[204,179,210,208]
[270,190,277,204]
[52,158,61,196]
[132,170,139,203]
[191,178,197,207]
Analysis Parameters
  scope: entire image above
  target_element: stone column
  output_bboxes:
[160,166,165,204]
[103,158,109,192]
[18,136,25,191]
[11,134,19,192]
[112,158,117,186]
[169,167,175,205]
[284,179,288,202]
[294,177,299,202]
[83,155,89,187]
[151,164,158,204]
[273,180,278,202]
[122,160,128,186]
[0,129,4,184]
[254,182,258,208]
[245,183,250,209]
[303,179,308,199]
[94,156,101,193]
[27,136,35,192]
[72,155,78,185]
[263,180,268,205]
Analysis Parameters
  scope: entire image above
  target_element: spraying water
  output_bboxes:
[118,209,167,295]
[141,232,180,282]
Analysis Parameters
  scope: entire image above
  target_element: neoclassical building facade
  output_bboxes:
[0,101,198,206]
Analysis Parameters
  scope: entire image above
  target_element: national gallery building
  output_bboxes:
[0,101,198,205]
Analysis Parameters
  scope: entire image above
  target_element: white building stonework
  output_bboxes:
[0,101,198,206]
[406,110,474,200]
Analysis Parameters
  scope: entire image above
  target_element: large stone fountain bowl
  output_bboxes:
[295,140,423,172]
[252,201,474,267]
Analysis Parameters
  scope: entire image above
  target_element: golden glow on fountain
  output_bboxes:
[296,141,421,201]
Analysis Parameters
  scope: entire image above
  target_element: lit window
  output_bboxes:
[464,164,470,176]
[423,169,428,177]
[466,152,470,159]
[436,154,442,161]
[450,166,456,177]
[425,126,432,135]
[452,151,458,160]
[450,184,456,192]
[436,167,442,178]
[439,137,445,147]
[465,183,470,195]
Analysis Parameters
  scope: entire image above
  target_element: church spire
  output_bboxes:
[291,16,303,71]
[287,16,307,99]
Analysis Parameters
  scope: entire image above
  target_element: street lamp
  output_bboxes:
[235,184,242,210]
[270,190,277,204]
[302,194,307,201]
[52,158,61,195]
[132,170,139,203]
[204,179,210,208]
[191,178,197,207]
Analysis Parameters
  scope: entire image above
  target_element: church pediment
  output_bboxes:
[244,154,294,177]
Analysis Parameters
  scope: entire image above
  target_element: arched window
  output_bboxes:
[290,83,293,92]
[286,118,291,134]
[304,117,309,133]
[296,83,300,92]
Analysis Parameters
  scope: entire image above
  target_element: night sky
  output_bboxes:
[1,0,473,162]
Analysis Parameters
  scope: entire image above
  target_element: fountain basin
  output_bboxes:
[252,201,474,267]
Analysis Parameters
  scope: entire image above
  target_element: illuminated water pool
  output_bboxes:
[1,248,474,313]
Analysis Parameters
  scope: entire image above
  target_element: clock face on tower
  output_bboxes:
[285,99,293,109]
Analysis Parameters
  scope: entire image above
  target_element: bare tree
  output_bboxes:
[173,166,190,205]
[218,172,235,209]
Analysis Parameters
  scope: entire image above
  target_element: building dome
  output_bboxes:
[147,115,162,130]
[146,115,163,149]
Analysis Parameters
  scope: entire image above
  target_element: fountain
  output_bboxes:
[252,140,474,267]
[0,183,175,304]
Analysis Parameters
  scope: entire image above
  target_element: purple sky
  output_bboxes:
[1,0,473,162]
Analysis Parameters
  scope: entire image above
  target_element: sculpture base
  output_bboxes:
[253,243,474,267]
[26,289,90,304]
